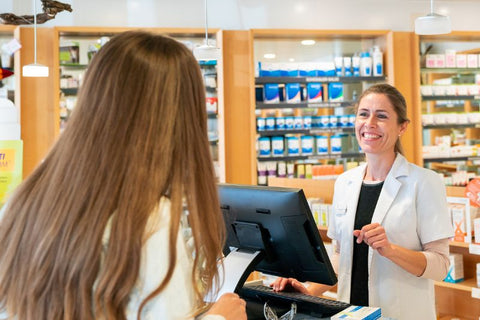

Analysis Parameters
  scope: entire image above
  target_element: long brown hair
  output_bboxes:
[355,83,410,155]
[0,31,224,320]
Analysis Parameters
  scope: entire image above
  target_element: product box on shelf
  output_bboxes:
[447,197,472,243]
[444,253,464,283]
[263,83,280,103]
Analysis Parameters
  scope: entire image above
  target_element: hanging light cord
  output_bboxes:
[430,0,434,14]
[204,0,209,46]
[33,0,37,64]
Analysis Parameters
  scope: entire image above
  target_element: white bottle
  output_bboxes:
[352,53,360,77]
[360,52,372,76]
[372,46,383,76]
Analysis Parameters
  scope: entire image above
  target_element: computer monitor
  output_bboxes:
[218,183,337,293]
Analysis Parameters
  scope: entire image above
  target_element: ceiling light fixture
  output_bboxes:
[193,0,221,61]
[415,0,451,35]
[263,53,276,59]
[23,0,49,77]
[301,39,316,46]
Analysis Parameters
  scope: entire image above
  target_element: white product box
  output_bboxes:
[433,113,448,124]
[420,85,433,96]
[457,113,469,124]
[468,85,480,95]
[457,85,469,96]
[468,112,480,123]
[421,114,434,125]
[445,50,456,68]
[426,54,436,68]
[456,54,467,68]
[468,54,479,68]
[445,113,458,124]
[435,54,446,68]
[446,86,457,96]
[444,253,464,283]
[432,85,446,96]
[475,218,480,243]
[448,197,472,243]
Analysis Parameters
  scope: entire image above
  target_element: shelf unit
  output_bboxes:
[268,178,480,319]
[415,32,480,183]
[17,26,226,181]
[221,30,418,185]
[0,25,16,104]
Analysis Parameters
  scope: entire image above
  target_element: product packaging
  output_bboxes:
[271,136,285,156]
[328,83,344,101]
[307,83,323,102]
[372,46,383,76]
[263,83,280,103]
[301,135,314,155]
[331,306,381,320]
[444,253,464,283]
[286,136,300,155]
[258,137,271,157]
[285,83,302,103]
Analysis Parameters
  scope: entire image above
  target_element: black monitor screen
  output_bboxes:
[218,183,337,286]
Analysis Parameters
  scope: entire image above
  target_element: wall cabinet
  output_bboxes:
[415,32,480,184]
[17,26,226,181]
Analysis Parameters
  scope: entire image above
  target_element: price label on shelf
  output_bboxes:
[472,287,480,300]
[470,243,480,255]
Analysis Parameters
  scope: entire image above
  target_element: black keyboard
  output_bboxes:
[240,284,350,317]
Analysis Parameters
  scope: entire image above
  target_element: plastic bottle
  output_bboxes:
[352,53,361,77]
[360,52,372,76]
[372,46,383,76]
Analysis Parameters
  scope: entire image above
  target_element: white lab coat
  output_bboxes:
[327,153,453,320]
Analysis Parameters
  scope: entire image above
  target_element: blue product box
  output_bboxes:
[286,136,300,155]
[293,116,303,129]
[307,83,323,102]
[263,83,280,103]
[286,83,302,103]
[275,117,286,130]
[328,82,344,102]
[258,137,271,157]
[331,306,381,320]
[301,135,314,155]
[271,136,285,155]
[285,116,294,129]
[265,117,276,130]
[255,87,263,102]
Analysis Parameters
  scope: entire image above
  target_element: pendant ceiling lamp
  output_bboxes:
[415,0,451,35]
[193,0,221,61]
[23,0,49,77]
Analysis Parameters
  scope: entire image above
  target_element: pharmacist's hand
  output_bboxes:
[353,223,392,257]
[205,293,247,320]
[270,277,310,295]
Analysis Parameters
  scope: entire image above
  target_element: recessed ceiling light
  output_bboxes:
[301,39,316,46]
[289,58,295,62]
[264,53,276,59]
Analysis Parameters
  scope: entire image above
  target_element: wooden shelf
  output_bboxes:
[435,278,478,292]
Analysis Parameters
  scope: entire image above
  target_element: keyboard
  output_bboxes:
[239,284,350,317]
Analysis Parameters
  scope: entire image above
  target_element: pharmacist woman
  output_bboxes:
[271,83,454,320]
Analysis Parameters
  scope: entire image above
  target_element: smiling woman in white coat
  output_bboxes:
[271,84,454,320]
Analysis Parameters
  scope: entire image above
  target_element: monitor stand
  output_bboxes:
[205,248,264,302]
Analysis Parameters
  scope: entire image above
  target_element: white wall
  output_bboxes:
[2,0,480,32]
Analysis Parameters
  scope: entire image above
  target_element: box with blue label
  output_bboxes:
[328,82,344,101]
[285,83,302,103]
[444,253,464,283]
[307,83,323,102]
[263,83,280,103]
[331,306,381,320]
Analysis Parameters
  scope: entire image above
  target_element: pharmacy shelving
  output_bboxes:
[253,30,387,183]
[0,25,16,104]
[416,32,480,183]
[17,26,226,181]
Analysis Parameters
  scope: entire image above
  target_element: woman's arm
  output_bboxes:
[354,223,450,278]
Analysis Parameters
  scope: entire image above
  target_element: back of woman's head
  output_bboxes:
[0,31,224,320]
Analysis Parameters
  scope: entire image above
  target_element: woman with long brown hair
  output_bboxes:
[0,31,246,320]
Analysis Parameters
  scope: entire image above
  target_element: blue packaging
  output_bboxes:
[265,117,276,130]
[329,115,339,128]
[339,115,349,128]
[328,83,344,102]
[286,136,300,155]
[286,83,302,103]
[319,115,330,128]
[307,83,323,102]
[348,114,356,127]
[258,137,271,156]
[257,117,266,131]
[330,134,342,154]
[271,136,285,156]
[255,87,263,102]
[312,116,321,128]
[315,135,329,155]
[303,116,312,129]
[301,135,314,155]
[293,116,303,129]
[275,117,286,130]
[264,83,280,103]
[285,116,294,129]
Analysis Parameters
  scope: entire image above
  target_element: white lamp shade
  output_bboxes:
[22,63,49,77]
[193,45,221,61]
[415,13,452,35]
